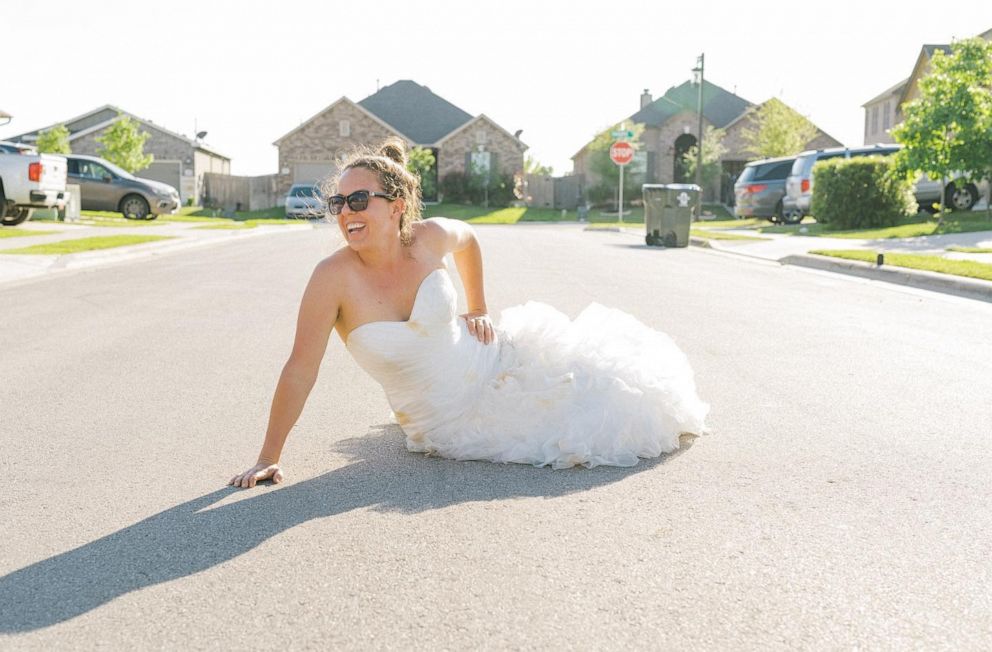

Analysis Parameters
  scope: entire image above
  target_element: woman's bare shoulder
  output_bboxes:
[310,247,357,288]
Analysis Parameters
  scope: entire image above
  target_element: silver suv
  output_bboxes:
[66,154,180,220]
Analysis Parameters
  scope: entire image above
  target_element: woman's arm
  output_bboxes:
[230,258,341,488]
[423,217,494,345]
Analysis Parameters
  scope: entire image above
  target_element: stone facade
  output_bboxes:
[276,100,401,196]
[437,117,525,180]
[276,101,526,199]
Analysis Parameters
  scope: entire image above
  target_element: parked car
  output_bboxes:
[284,183,323,219]
[0,142,67,226]
[65,154,179,220]
[733,155,798,223]
[784,144,986,218]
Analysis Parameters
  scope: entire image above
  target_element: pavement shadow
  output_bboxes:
[0,426,692,633]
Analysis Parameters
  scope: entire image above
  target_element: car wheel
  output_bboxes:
[1,207,31,226]
[645,234,656,246]
[946,183,978,211]
[120,194,150,220]
[771,201,784,223]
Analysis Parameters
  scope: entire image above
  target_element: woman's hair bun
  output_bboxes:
[379,139,407,166]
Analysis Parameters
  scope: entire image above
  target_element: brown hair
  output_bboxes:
[325,138,423,246]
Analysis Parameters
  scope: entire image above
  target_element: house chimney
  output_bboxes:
[640,89,653,109]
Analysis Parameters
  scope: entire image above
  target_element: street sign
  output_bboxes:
[610,141,634,166]
[611,129,635,140]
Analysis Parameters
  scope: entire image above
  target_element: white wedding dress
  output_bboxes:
[346,268,708,469]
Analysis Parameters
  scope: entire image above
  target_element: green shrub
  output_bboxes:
[439,171,516,206]
[809,157,917,228]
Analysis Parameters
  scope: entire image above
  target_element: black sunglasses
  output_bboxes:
[327,189,395,215]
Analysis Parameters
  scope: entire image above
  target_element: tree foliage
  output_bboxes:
[96,114,153,173]
[586,122,646,204]
[524,155,553,176]
[406,146,437,201]
[36,124,71,154]
[741,98,819,159]
[682,125,727,189]
[892,37,992,219]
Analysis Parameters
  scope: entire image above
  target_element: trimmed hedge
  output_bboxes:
[809,157,917,229]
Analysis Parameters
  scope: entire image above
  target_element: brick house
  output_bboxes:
[273,80,527,201]
[8,105,230,205]
[572,80,839,203]
[862,27,992,145]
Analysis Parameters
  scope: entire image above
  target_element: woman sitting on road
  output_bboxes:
[230,139,708,488]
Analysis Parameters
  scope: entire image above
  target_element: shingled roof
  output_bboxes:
[629,79,753,129]
[358,80,473,144]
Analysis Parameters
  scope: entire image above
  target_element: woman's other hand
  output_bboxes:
[229,462,284,489]
[461,311,495,345]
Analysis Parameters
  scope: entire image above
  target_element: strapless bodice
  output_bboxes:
[346,268,502,441]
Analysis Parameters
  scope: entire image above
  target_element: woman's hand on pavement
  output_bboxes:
[229,462,283,489]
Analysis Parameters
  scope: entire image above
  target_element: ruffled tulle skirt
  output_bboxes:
[405,301,709,469]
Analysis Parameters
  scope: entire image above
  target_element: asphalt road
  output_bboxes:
[1,224,990,649]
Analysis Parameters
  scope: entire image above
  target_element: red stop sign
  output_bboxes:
[610,141,634,166]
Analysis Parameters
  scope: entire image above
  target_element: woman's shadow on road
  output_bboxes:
[0,426,693,633]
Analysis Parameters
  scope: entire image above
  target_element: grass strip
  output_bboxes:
[946,245,992,253]
[0,228,60,239]
[809,249,992,282]
[1,235,175,255]
[691,229,770,241]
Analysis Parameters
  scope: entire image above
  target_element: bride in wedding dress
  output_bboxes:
[230,140,708,488]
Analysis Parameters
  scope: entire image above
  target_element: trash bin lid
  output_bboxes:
[662,183,701,191]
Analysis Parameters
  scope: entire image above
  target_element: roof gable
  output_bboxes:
[630,80,753,129]
[358,80,473,144]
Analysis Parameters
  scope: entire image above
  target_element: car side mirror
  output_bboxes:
[102,176,112,183]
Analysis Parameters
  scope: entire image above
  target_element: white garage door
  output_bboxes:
[138,161,182,193]
[293,162,336,186]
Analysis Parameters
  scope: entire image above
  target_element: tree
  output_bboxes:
[682,126,727,192]
[893,37,992,222]
[586,122,646,206]
[524,155,553,176]
[36,124,71,154]
[96,114,153,173]
[406,146,437,201]
[741,98,819,159]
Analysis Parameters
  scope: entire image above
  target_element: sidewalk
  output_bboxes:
[0,219,316,287]
[691,225,992,302]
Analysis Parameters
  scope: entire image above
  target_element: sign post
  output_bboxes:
[609,140,634,223]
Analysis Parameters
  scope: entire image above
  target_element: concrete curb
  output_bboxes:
[780,253,992,303]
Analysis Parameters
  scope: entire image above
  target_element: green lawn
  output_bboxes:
[757,213,992,239]
[690,228,770,241]
[809,249,992,282]
[1,235,175,255]
[947,245,992,253]
[0,228,59,239]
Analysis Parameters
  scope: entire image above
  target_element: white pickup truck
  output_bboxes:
[0,141,68,226]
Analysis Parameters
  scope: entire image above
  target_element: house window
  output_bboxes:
[470,150,491,174]
[339,120,350,137]
[475,130,488,145]
[871,106,878,135]
[882,102,891,130]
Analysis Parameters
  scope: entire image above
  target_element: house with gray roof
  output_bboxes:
[273,80,527,201]
[572,79,839,203]
[7,105,230,205]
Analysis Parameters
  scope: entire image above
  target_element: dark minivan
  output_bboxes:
[733,155,798,223]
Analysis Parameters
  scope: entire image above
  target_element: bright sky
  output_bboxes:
[3,0,988,176]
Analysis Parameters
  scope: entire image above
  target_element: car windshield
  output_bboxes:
[290,186,317,198]
[736,167,755,184]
